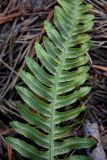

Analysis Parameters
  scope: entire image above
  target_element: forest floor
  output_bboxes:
[0,0,107,159]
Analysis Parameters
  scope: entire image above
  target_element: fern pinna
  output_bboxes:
[6,0,96,159]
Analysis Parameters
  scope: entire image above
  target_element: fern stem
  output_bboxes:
[50,41,68,159]
[50,71,60,160]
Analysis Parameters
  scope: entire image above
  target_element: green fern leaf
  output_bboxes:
[6,0,96,159]
[65,155,90,160]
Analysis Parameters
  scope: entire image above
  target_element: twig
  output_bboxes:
[92,65,107,72]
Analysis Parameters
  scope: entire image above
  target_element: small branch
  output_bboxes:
[92,65,107,72]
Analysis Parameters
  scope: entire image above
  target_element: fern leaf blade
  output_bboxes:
[16,102,50,133]
[25,56,53,87]
[57,74,88,94]
[54,9,70,40]
[54,137,96,156]
[35,42,57,75]
[16,86,51,117]
[63,55,89,70]
[55,105,86,124]
[6,137,48,159]
[56,87,91,108]
[20,70,52,102]
[43,37,61,63]
[59,66,89,82]
[65,155,90,160]
[44,21,64,51]
[10,121,50,149]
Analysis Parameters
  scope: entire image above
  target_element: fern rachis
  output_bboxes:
[6,0,96,159]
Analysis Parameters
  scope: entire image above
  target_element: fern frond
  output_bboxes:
[6,0,96,159]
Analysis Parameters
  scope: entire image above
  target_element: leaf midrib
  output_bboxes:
[49,1,79,159]
[50,52,66,160]
[50,41,71,160]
